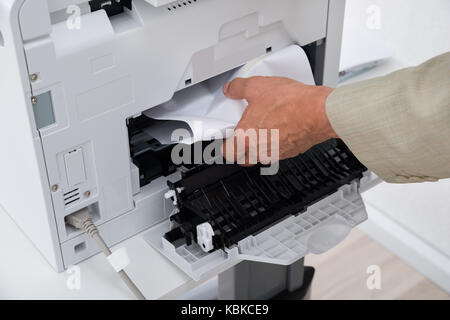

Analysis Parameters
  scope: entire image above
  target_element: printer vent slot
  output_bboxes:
[64,188,80,207]
[167,0,199,12]
[74,242,87,254]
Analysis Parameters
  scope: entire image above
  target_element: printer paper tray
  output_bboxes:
[144,182,367,281]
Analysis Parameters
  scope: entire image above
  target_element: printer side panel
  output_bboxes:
[323,0,346,87]
[0,0,64,271]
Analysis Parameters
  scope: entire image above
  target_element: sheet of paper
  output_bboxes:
[143,45,315,144]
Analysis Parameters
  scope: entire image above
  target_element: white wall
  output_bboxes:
[342,0,450,67]
[340,0,450,292]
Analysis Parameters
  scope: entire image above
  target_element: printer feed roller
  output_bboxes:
[165,139,367,252]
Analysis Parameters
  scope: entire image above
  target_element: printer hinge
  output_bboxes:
[89,0,132,17]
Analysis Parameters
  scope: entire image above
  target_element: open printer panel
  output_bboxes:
[143,139,369,280]
[165,139,366,252]
[0,0,376,278]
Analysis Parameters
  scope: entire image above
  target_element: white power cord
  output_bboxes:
[65,209,146,300]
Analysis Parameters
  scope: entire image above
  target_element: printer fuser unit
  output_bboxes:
[145,139,370,281]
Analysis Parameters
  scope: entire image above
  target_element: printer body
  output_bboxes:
[0,0,369,280]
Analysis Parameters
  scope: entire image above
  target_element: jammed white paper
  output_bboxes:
[143,45,315,144]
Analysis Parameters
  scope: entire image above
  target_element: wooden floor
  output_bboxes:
[306,228,450,300]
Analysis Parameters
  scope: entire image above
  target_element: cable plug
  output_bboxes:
[65,208,98,237]
[65,208,146,299]
[65,208,91,229]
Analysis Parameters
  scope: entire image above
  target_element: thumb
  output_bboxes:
[223,77,253,101]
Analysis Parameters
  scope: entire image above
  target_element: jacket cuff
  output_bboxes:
[325,80,399,183]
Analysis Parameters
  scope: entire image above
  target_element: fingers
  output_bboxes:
[223,77,258,101]
[222,136,256,166]
[221,76,285,166]
[221,129,247,164]
[221,124,280,166]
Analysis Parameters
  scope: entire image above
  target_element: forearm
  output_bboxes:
[326,52,450,183]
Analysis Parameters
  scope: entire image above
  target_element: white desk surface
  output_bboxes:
[1,0,449,299]
[0,209,195,299]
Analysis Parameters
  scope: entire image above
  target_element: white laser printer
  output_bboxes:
[0,0,376,299]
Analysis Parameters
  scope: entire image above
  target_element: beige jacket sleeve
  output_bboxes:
[326,52,450,183]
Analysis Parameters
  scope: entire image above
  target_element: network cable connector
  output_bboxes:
[145,139,370,281]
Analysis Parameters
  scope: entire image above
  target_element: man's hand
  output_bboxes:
[222,76,338,164]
